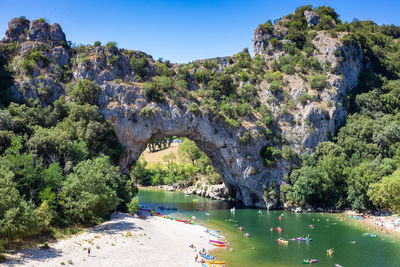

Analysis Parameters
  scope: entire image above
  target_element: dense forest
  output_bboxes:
[1,4,400,255]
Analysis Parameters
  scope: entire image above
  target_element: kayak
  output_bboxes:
[327,248,334,255]
[277,238,288,244]
[200,253,215,260]
[211,243,226,247]
[303,259,318,264]
[207,261,226,265]
[209,240,226,244]
[296,237,312,241]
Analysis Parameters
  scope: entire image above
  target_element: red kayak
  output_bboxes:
[210,240,226,244]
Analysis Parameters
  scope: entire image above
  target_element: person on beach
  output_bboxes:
[88,247,91,256]
[195,253,198,262]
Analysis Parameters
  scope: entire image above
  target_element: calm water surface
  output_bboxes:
[138,189,400,267]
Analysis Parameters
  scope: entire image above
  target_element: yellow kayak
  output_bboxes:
[207,261,226,264]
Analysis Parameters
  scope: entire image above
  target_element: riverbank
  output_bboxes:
[2,212,215,267]
[334,211,400,240]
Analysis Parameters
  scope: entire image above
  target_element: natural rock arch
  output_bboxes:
[100,97,288,208]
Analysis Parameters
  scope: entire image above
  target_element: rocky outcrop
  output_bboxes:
[304,10,320,26]
[0,14,362,208]
[2,17,66,46]
[184,182,229,200]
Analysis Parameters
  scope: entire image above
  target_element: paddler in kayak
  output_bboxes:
[239,226,243,231]
[257,210,262,215]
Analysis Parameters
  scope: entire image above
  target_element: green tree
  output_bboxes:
[61,155,122,224]
[368,170,400,213]
[0,163,41,243]
[178,139,203,166]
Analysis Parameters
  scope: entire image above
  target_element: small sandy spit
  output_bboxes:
[2,212,214,267]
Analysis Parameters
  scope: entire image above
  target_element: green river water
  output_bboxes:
[138,189,400,267]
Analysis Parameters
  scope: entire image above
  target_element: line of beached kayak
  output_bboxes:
[139,207,228,266]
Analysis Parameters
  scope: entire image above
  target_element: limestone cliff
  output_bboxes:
[0,11,362,208]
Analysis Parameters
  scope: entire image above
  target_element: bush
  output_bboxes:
[208,74,235,97]
[69,79,101,105]
[105,42,117,49]
[269,80,280,92]
[260,145,281,167]
[310,75,327,90]
[143,76,174,102]
[194,70,208,84]
[127,197,140,214]
[189,103,200,114]
[270,38,281,48]
[108,55,120,65]
[130,56,149,79]
[281,64,295,75]
[93,41,101,47]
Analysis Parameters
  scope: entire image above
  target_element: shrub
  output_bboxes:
[93,41,101,47]
[208,74,235,97]
[270,37,281,48]
[194,70,208,84]
[130,56,149,79]
[239,132,250,143]
[189,103,200,114]
[281,64,295,75]
[259,104,273,126]
[105,42,117,49]
[341,34,354,46]
[127,197,140,214]
[69,79,101,105]
[225,117,240,129]
[298,92,313,105]
[269,80,280,92]
[108,55,120,65]
[310,75,327,90]
[203,60,217,70]
[260,145,281,167]
[143,76,173,102]
[261,21,274,34]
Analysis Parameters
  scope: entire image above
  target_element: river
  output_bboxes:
[138,189,400,266]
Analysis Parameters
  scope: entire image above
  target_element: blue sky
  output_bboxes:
[1,0,399,63]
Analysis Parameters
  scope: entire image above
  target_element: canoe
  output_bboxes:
[211,243,226,247]
[209,240,226,244]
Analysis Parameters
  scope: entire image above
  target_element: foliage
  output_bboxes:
[130,55,149,80]
[310,75,327,90]
[178,139,203,166]
[68,79,101,105]
[61,155,122,224]
[368,170,400,213]
[127,197,140,214]
[260,145,281,167]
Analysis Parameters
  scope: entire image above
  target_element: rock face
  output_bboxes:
[304,10,320,26]
[0,15,362,208]
[184,182,229,200]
